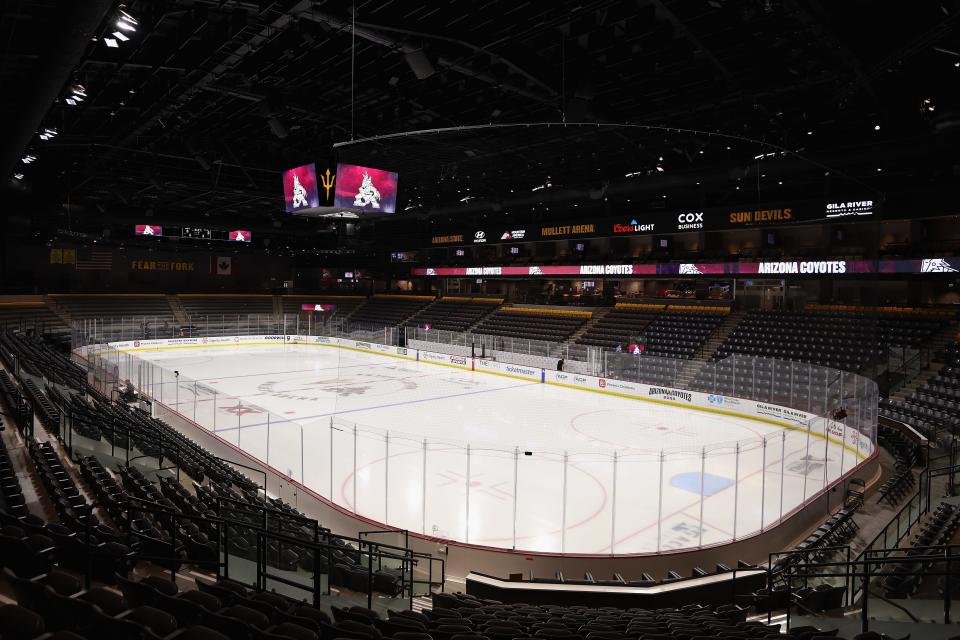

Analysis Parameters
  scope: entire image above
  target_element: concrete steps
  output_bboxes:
[167,295,188,324]
[891,320,958,401]
[42,295,72,327]
[696,310,746,362]
[565,307,612,344]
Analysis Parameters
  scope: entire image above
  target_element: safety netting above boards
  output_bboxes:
[71,331,877,555]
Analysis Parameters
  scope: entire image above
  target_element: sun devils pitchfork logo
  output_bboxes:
[320,168,335,201]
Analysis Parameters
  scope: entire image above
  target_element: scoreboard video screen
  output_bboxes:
[135,226,251,242]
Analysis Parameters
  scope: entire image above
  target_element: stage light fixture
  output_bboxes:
[116,6,138,32]
[105,38,119,48]
[13,173,24,180]
[874,124,881,130]
[21,154,36,164]
[113,31,129,42]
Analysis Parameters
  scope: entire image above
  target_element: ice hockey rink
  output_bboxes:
[127,343,864,555]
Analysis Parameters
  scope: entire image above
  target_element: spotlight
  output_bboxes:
[806,130,813,135]
[13,173,24,180]
[104,38,119,48]
[66,84,87,105]
[116,6,138,32]
[873,124,880,131]
[112,31,129,42]
[21,154,36,164]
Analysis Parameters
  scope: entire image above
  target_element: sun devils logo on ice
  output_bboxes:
[353,172,381,209]
[291,174,309,209]
[921,258,958,273]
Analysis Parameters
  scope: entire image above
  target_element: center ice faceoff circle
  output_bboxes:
[132,343,861,554]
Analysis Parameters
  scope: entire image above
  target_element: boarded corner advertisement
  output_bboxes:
[420,350,472,370]
[475,359,542,381]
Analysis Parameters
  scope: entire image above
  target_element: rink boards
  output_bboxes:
[98,334,873,461]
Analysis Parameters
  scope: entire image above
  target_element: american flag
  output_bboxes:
[75,250,113,271]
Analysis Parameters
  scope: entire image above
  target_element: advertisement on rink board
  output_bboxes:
[474,358,543,381]
[419,350,472,369]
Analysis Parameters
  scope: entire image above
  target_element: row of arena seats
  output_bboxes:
[349,296,433,327]
[64,392,256,489]
[770,508,860,578]
[0,333,85,390]
[879,502,960,599]
[180,295,276,321]
[0,568,364,640]
[713,310,948,370]
[879,340,960,443]
[0,300,67,337]
[279,295,367,318]
[425,591,875,640]
[405,299,501,333]
[0,417,31,519]
[574,307,725,360]
[873,428,918,507]
[473,310,588,343]
[48,295,174,322]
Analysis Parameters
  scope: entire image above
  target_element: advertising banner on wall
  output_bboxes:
[423,197,886,247]
[413,256,960,278]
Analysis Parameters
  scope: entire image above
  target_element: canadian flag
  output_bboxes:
[211,256,234,276]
